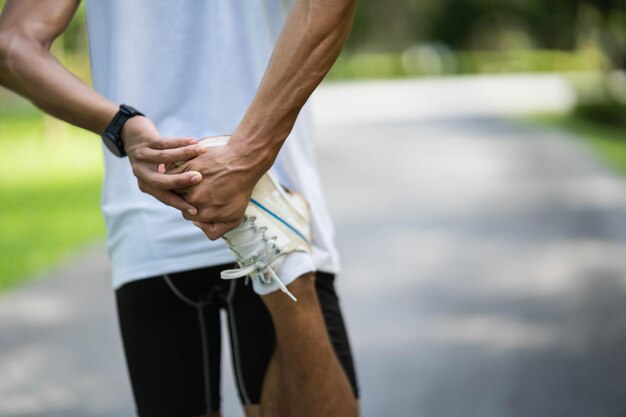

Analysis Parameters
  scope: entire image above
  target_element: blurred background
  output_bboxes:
[1,1,625,416]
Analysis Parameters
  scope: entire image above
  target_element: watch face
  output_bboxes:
[102,105,141,157]
[103,135,124,157]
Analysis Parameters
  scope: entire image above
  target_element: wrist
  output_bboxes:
[120,115,155,149]
[230,106,293,162]
[228,135,278,177]
[120,115,144,145]
[102,104,146,157]
[229,121,286,173]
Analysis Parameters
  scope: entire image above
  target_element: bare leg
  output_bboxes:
[258,352,287,416]
[242,405,261,417]
[259,273,358,417]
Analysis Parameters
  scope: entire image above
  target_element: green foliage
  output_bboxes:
[455,48,607,74]
[327,49,606,80]
[347,0,625,70]
[567,71,626,129]
[0,114,105,290]
[328,53,408,79]
[574,101,626,129]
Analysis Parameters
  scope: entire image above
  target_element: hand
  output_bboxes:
[121,116,208,215]
[168,141,268,240]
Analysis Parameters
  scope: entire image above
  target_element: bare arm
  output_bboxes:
[0,0,206,214]
[0,0,116,132]
[232,0,357,167]
[179,0,357,238]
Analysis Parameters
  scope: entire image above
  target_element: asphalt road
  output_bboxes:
[2,75,626,417]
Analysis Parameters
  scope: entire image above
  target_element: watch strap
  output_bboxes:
[102,104,144,157]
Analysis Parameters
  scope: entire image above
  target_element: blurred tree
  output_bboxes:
[346,0,625,69]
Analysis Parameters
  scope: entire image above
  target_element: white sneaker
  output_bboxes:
[196,136,312,301]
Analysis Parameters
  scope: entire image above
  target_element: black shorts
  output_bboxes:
[115,264,358,417]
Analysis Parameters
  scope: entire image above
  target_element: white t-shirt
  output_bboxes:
[84,0,339,289]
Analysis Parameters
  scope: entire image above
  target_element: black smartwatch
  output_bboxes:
[102,104,144,157]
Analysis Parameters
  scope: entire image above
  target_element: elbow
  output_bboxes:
[0,32,11,73]
[0,31,38,82]
[323,0,357,13]
[0,31,19,81]
[307,0,356,39]
[344,0,357,9]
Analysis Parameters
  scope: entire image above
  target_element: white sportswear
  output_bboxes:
[84,0,340,288]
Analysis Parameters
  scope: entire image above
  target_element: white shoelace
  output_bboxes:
[221,216,298,301]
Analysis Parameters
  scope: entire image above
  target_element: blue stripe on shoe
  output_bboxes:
[250,198,310,245]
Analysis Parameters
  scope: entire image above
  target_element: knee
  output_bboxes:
[286,272,316,299]
[262,272,317,310]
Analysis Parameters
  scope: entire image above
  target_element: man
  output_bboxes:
[0,0,358,416]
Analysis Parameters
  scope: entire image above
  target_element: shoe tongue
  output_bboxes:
[166,136,230,171]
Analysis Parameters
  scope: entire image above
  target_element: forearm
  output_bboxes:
[231,0,356,167]
[0,38,117,133]
[0,1,117,134]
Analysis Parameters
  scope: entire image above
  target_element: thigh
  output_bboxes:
[115,266,226,417]
[225,272,360,405]
[315,272,360,398]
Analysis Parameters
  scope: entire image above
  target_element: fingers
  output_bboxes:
[192,221,214,239]
[210,221,240,239]
[128,136,206,190]
[182,204,243,224]
[148,137,199,150]
[135,166,202,190]
[135,143,207,164]
[138,180,199,215]
[192,220,240,240]
[156,191,200,215]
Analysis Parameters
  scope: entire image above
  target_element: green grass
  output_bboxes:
[529,114,626,176]
[327,48,607,80]
[0,114,105,290]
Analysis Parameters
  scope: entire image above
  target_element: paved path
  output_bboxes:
[2,75,626,417]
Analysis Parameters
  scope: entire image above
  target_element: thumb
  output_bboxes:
[193,221,239,241]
